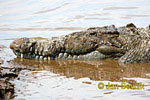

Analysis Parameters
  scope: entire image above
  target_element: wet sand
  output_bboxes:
[0,39,150,100]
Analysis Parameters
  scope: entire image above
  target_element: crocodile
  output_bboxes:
[10,23,150,63]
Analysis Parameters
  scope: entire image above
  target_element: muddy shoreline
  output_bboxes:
[0,40,36,99]
[0,62,33,99]
[0,42,33,99]
[0,45,13,99]
[0,43,17,99]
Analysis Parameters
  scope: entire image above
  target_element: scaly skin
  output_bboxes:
[10,23,150,63]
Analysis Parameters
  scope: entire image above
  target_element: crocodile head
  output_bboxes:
[10,38,37,58]
[10,25,126,60]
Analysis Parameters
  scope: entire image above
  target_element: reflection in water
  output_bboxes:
[9,58,150,100]
[11,59,150,82]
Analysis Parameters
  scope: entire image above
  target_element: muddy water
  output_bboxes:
[9,57,150,100]
[0,0,150,100]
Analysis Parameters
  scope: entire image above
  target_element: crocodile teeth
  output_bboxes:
[44,57,48,60]
[21,54,23,58]
[48,56,51,60]
[67,55,72,59]
[63,53,68,58]
[39,56,43,60]
[35,55,39,59]
[73,55,77,60]
[58,53,64,59]
[77,55,84,60]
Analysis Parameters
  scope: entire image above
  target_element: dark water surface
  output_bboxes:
[0,0,150,100]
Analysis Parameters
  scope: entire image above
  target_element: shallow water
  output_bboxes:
[9,58,150,100]
[0,0,150,100]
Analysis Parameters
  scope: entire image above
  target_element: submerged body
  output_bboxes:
[10,23,150,63]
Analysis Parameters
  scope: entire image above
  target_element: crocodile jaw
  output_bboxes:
[10,37,124,60]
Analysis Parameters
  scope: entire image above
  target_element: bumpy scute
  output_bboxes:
[10,23,150,63]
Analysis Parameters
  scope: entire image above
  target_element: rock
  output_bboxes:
[0,79,14,100]
[0,65,23,99]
